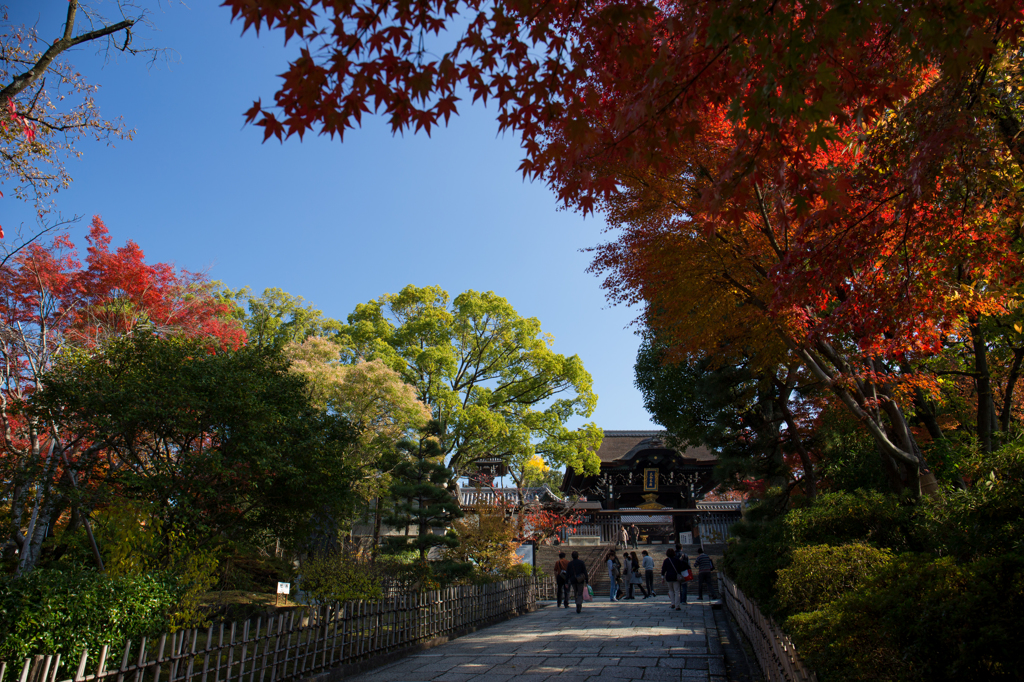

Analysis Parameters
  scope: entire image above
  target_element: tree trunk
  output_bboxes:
[970,315,995,454]
[999,347,1024,433]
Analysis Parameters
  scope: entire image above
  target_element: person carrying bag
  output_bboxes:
[554,551,570,608]
[660,548,690,610]
[566,550,590,613]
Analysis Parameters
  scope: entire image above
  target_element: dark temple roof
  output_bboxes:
[596,430,717,464]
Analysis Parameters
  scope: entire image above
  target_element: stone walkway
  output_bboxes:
[346,594,730,682]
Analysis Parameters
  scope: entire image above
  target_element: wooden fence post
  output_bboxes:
[0,577,542,682]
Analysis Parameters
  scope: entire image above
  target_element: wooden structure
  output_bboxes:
[720,574,818,682]
[0,577,550,682]
[560,430,740,545]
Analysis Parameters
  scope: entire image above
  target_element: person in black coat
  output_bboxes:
[565,550,590,613]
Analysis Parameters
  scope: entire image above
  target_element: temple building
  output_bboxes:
[559,430,741,546]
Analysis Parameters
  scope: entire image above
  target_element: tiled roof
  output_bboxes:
[602,430,664,438]
[596,431,659,462]
[595,429,718,464]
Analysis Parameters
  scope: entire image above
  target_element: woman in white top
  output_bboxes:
[606,550,622,601]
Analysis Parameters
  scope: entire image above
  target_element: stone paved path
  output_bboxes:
[347,594,728,682]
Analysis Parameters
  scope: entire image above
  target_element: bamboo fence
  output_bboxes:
[719,574,818,682]
[1,577,546,682]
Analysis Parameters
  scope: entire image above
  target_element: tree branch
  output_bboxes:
[0,1,134,108]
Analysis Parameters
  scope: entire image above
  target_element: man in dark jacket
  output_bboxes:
[694,547,719,601]
[554,551,570,608]
[565,550,590,613]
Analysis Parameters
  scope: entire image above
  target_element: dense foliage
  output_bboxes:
[723,442,1024,681]
[0,219,245,575]
[34,334,358,554]
[339,285,602,481]
[381,437,463,560]
[0,568,176,664]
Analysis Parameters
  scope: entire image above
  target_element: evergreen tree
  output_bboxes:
[382,437,463,560]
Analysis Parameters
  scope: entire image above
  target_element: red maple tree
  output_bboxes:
[1,216,245,571]
[222,0,1024,494]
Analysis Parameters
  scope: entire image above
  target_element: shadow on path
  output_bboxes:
[345,594,732,682]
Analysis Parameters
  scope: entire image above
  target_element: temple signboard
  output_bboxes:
[644,468,659,491]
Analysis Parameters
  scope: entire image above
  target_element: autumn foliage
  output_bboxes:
[223,0,1024,494]
[1,217,244,572]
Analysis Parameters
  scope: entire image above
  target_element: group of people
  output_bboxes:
[617,524,701,550]
[552,545,720,612]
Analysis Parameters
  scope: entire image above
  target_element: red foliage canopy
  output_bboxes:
[223,0,1024,211]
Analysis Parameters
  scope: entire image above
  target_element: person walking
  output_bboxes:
[677,550,692,605]
[607,550,622,601]
[623,550,635,599]
[630,551,649,598]
[642,549,656,597]
[554,551,570,608]
[629,524,640,549]
[660,548,687,611]
[694,547,720,601]
[566,550,590,613]
[618,525,629,549]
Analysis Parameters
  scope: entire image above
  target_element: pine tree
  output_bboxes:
[382,438,463,560]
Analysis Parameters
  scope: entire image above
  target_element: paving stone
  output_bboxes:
[433,673,477,682]
[347,597,730,682]
[614,657,659,667]
[465,673,517,682]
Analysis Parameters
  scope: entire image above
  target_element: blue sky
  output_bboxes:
[5,1,656,431]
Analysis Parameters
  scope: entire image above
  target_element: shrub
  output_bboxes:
[165,541,219,632]
[300,551,383,605]
[0,569,175,668]
[446,504,522,575]
[786,552,1024,682]
[915,442,1024,561]
[774,543,892,617]
[721,500,791,612]
[784,490,913,550]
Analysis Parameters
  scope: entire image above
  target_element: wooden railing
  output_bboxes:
[0,578,539,682]
[531,576,557,601]
[699,512,740,544]
[557,520,620,543]
[720,574,818,682]
[695,501,743,511]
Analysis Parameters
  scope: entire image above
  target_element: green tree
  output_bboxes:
[382,437,463,560]
[227,287,342,350]
[33,334,358,556]
[340,285,602,485]
[634,338,818,499]
[284,337,431,501]
[284,336,432,545]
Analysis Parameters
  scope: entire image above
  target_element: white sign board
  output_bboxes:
[679,532,693,545]
[515,544,534,568]
[277,582,291,595]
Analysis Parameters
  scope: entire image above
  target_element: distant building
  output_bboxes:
[559,430,741,546]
